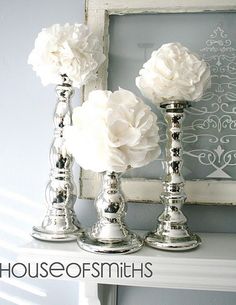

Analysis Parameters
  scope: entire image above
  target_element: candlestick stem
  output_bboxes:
[32,74,81,241]
[145,101,201,251]
[78,171,143,253]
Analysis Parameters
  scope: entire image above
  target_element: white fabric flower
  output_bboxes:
[136,42,211,104]
[65,88,161,173]
[28,23,105,88]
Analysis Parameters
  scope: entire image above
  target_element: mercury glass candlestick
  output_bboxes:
[145,101,201,251]
[32,74,81,241]
[78,171,143,254]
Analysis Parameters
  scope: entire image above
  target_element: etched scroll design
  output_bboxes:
[183,26,236,178]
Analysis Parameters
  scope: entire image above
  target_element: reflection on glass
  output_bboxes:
[108,12,236,180]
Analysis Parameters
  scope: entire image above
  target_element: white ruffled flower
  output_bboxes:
[136,42,211,104]
[65,88,161,173]
[28,23,105,88]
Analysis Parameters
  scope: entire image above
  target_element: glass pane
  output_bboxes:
[108,12,236,180]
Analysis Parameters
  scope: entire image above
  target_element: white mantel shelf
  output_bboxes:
[19,232,236,293]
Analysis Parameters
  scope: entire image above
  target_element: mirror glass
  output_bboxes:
[108,12,236,180]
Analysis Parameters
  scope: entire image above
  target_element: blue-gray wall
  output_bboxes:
[0,1,83,304]
[0,1,235,305]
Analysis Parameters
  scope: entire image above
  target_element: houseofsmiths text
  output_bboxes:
[0,261,153,279]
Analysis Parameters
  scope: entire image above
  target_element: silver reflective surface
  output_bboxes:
[32,75,81,241]
[145,102,201,251]
[109,12,236,180]
[78,172,143,253]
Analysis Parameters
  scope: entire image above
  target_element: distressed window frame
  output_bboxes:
[80,0,236,205]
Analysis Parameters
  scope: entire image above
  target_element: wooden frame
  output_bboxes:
[80,0,236,205]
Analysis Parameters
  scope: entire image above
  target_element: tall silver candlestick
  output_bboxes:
[78,171,143,254]
[32,74,81,241]
[145,101,201,251]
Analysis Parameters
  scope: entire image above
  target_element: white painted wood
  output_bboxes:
[19,232,236,292]
[98,284,117,305]
[80,174,236,205]
[87,0,236,13]
[80,0,236,204]
[79,282,101,305]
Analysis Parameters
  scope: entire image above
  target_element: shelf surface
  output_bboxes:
[18,232,236,292]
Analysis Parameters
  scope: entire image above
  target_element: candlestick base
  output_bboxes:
[145,228,201,251]
[78,231,143,254]
[32,206,81,241]
[32,227,80,242]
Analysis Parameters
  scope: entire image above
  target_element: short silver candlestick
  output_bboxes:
[78,171,143,254]
[32,74,81,241]
[145,101,201,251]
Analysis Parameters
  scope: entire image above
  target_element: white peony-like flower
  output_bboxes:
[65,88,161,173]
[28,23,105,88]
[136,42,211,104]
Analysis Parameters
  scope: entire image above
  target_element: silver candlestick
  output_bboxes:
[32,74,81,241]
[78,171,143,254]
[145,101,201,251]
